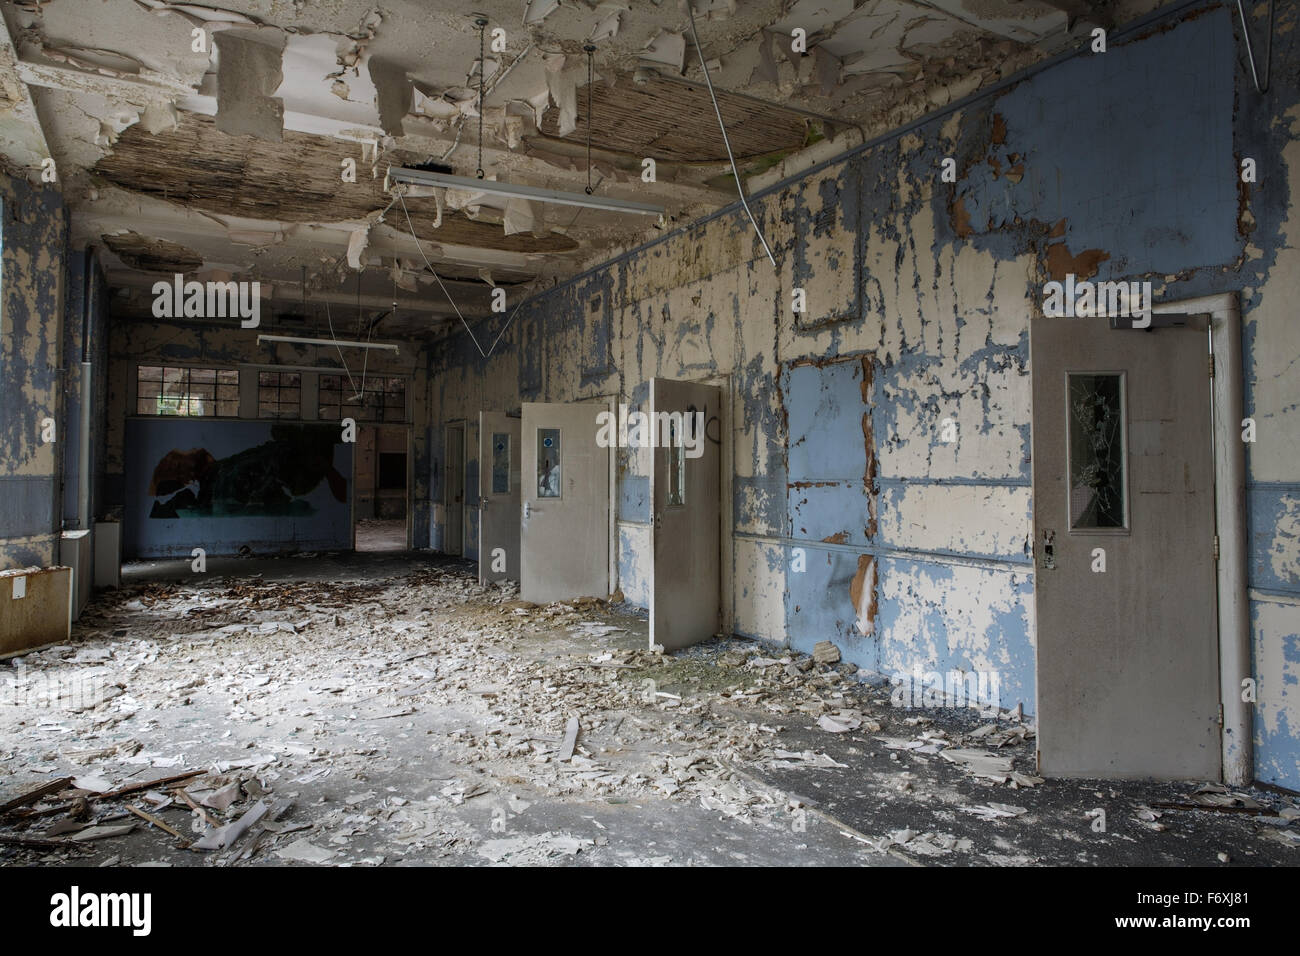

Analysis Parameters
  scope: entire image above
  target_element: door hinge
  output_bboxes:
[1209,354,1216,379]
[1217,703,1224,727]
[1213,534,1220,562]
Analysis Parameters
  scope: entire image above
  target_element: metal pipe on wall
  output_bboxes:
[77,246,94,531]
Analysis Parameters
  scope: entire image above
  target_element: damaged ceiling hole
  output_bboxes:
[91,116,579,254]
[101,231,203,274]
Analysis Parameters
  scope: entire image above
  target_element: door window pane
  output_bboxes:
[668,418,685,506]
[1068,372,1127,529]
[492,433,510,494]
[537,428,561,498]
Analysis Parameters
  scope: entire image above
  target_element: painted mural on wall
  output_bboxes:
[147,423,347,519]
[125,419,352,558]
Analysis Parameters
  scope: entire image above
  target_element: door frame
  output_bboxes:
[1030,292,1248,784]
[1151,292,1250,785]
[444,420,467,556]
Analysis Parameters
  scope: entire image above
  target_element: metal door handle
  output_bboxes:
[1040,529,1056,570]
[480,496,488,510]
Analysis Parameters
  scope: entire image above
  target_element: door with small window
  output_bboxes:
[519,402,610,603]
[650,378,721,651]
[1031,314,1220,779]
[478,411,521,584]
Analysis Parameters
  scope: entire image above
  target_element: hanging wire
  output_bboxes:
[1236,0,1273,94]
[584,44,595,195]
[476,17,488,178]
[323,298,360,397]
[396,189,524,359]
[685,3,775,267]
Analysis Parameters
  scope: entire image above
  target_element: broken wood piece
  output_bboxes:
[96,769,205,800]
[0,776,74,815]
[0,832,77,849]
[559,716,580,761]
[173,788,220,827]
[126,804,185,839]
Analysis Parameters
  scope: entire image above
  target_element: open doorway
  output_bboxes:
[354,424,410,552]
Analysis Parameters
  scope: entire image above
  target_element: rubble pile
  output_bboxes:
[2,561,1296,867]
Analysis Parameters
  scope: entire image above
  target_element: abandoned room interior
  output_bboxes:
[0,0,1297,885]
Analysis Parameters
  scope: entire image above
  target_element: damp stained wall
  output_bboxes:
[0,174,68,570]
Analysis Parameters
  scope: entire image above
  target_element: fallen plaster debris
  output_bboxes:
[275,838,335,864]
[0,566,1291,868]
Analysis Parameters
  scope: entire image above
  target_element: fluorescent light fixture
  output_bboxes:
[258,334,399,354]
[387,166,665,217]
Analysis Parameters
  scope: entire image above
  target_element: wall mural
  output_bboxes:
[125,419,352,558]
[147,423,348,518]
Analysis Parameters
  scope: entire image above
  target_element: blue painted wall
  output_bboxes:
[0,175,68,570]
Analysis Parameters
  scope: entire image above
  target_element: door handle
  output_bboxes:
[1040,529,1056,570]
[480,496,488,511]
[654,511,663,529]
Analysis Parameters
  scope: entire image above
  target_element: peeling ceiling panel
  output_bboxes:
[102,229,204,272]
[214,28,285,141]
[539,74,809,163]
[0,0,1168,330]
[90,114,580,255]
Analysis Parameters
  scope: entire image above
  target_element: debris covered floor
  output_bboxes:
[2,555,1296,868]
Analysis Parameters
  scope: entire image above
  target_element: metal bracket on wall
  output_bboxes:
[1235,0,1273,94]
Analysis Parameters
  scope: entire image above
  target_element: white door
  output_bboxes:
[1031,313,1220,779]
[478,412,521,584]
[520,402,610,604]
[650,379,721,651]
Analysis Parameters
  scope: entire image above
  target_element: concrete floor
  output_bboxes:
[354,519,408,552]
[1,554,1296,867]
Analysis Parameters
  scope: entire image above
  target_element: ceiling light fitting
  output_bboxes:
[386,166,664,216]
[257,334,399,353]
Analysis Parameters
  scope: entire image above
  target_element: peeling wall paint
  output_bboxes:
[0,174,68,570]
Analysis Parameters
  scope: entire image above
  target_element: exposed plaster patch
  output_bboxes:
[102,229,202,272]
[214,28,285,141]
[1043,240,1109,281]
[368,56,410,136]
[849,553,877,636]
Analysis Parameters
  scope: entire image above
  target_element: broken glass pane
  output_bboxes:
[1068,373,1126,529]
[538,428,561,498]
[668,418,685,506]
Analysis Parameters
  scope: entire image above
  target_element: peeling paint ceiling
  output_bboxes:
[0,0,1168,336]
